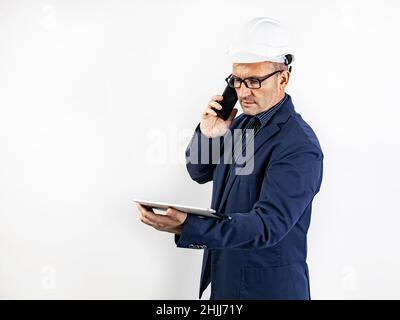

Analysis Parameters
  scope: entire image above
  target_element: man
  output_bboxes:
[137,17,323,300]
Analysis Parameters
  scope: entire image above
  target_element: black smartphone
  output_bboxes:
[213,84,238,120]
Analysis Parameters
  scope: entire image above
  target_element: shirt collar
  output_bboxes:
[254,93,288,129]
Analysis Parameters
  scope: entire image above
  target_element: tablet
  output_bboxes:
[133,198,221,219]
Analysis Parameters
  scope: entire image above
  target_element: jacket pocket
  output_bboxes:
[239,263,310,300]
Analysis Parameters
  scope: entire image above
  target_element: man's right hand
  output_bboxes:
[200,95,238,138]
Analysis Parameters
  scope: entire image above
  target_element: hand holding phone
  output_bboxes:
[200,87,238,138]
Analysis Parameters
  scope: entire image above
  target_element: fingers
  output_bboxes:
[137,204,156,225]
[210,95,223,111]
[136,203,145,215]
[144,209,169,225]
[137,204,154,227]
[212,95,223,102]
[166,207,187,224]
[139,210,163,229]
[201,95,224,119]
[166,208,176,218]
[202,104,219,119]
[202,106,218,118]
[137,204,179,230]
[136,203,154,213]
[140,213,154,227]
[209,101,222,110]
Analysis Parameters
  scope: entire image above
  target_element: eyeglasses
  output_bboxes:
[225,70,284,89]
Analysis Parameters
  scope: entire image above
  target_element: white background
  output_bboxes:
[1,0,400,299]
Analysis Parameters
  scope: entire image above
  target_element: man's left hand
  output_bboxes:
[136,204,187,234]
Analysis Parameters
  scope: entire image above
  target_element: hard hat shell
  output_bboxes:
[226,17,294,64]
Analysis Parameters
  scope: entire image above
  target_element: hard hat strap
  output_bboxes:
[284,54,293,73]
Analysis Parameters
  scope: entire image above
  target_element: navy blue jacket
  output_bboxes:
[175,95,323,300]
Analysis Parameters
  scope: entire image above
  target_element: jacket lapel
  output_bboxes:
[212,115,247,209]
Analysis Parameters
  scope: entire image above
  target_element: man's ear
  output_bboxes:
[280,70,290,90]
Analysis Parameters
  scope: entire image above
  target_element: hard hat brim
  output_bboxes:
[227,51,289,64]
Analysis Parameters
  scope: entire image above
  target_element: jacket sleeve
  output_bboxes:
[176,142,324,250]
[185,123,225,184]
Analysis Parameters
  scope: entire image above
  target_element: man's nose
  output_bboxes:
[237,83,252,98]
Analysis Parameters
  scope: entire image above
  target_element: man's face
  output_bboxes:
[232,61,285,116]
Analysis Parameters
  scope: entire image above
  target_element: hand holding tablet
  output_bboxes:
[133,198,222,219]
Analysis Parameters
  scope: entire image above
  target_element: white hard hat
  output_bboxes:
[226,17,294,65]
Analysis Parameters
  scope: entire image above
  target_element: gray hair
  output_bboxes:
[271,62,288,72]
